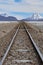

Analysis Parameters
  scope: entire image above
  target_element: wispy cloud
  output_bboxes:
[0,0,43,19]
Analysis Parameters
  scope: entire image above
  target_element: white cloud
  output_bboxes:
[0,0,43,19]
[0,0,43,12]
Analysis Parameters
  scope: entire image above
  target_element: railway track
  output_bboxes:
[24,22,43,61]
[0,24,19,62]
[24,22,43,54]
[0,22,43,65]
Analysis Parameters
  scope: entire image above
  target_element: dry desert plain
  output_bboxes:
[0,21,19,59]
[0,21,43,60]
[0,21,18,38]
[26,21,43,54]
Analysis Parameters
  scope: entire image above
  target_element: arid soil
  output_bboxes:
[0,22,18,38]
[0,22,19,60]
[3,24,41,65]
[26,23,43,55]
[31,22,43,32]
[0,22,43,65]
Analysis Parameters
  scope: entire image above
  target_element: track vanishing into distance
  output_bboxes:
[0,22,43,65]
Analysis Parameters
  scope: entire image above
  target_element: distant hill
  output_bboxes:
[0,15,17,21]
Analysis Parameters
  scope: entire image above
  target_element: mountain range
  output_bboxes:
[22,13,43,21]
[0,13,43,21]
[0,14,17,21]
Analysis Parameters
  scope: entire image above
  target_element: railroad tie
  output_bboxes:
[13,60,33,63]
[16,49,30,52]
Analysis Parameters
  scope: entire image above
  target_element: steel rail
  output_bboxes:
[24,24,43,62]
[0,25,20,65]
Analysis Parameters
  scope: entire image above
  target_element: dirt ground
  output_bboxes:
[0,22,18,38]
[3,24,41,65]
[0,22,19,60]
[26,22,43,54]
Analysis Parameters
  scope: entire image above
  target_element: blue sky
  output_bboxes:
[15,0,22,2]
[0,0,43,20]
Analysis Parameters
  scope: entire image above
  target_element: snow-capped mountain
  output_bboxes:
[31,13,43,20]
[22,13,43,21]
[0,14,17,21]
